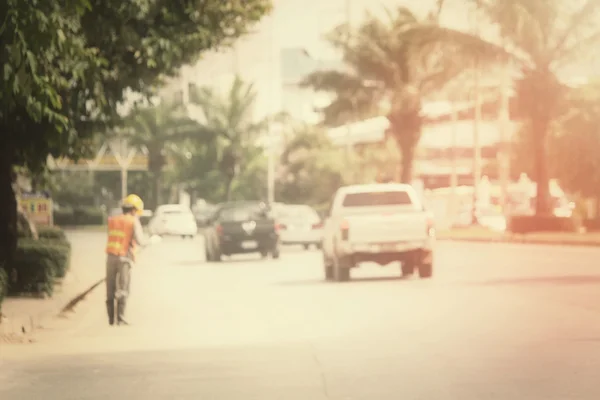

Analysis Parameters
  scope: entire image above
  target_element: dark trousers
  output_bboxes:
[106,254,132,325]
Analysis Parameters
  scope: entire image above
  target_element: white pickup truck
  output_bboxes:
[321,183,435,282]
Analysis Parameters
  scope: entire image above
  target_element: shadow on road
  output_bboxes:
[276,275,409,286]
[477,275,600,287]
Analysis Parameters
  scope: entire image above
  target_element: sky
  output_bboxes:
[154,0,598,121]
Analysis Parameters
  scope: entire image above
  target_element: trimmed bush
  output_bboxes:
[10,239,72,296]
[54,207,105,226]
[0,267,7,311]
[37,226,68,241]
[508,215,578,234]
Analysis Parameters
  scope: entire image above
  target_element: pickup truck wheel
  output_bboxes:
[418,263,433,278]
[324,266,334,280]
[333,256,351,282]
[323,254,334,280]
[401,263,414,277]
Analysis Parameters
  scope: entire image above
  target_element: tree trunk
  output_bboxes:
[224,174,235,201]
[152,170,162,209]
[0,140,17,277]
[399,145,415,184]
[388,108,422,185]
[532,117,552,215]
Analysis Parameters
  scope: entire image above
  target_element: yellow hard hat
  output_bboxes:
[122,194,144,215]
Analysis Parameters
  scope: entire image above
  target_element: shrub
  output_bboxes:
[508,215,578,234]
[0,267,7,311]
[10,239,72,296]
[583,218,600,232]
[37,226,68,241]
[54,207,105,226]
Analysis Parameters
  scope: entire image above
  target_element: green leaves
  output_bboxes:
[2,0,271,176]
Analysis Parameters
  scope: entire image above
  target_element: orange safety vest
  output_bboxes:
[106,214,137,261]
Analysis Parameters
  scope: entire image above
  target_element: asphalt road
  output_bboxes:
[2,234,600,399]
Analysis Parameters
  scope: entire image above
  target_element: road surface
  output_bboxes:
[2,233,600,399]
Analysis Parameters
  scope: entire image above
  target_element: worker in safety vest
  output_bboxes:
[105,194,158,326]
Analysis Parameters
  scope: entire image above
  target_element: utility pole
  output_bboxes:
[344,0,354,182]
[498,60,511,214]
[470,5,482,226]
[266,13,280,204]
[450,101,459,225]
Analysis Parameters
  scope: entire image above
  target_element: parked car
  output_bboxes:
[148,204,197,238]
[204,201,280,262]
[276,204,323,249]
[322,183,435,282]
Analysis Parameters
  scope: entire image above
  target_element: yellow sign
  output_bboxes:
[19,195,53,226]
[51,154,149,169]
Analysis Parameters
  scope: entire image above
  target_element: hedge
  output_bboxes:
[508,215,578,234]
[54,207,105,226]
[29,227,71,278]
[10,239,72,296]
[583,218,600,232]
[37,226,68,241]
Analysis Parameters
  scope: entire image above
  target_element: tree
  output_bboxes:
[123,102,207,209]
[1,0,271,268]
[302,6,459,184]
[513,80,600,213]
[276,125,346,208]
[410,0,600,215]
[172,137,224,204]
[189,76,267,201]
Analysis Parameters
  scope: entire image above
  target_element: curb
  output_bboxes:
[437,237,600,247]
[0,277,105,340]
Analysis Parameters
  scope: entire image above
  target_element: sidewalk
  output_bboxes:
[0,231,106,341]
[437,227,600,247]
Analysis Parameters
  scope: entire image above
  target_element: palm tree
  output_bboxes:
[302,6,460,183]
[123,101,205,209]
[189,76,267,201]
[410,0,600,215]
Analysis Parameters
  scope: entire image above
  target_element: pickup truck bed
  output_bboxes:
[322,184,435,282]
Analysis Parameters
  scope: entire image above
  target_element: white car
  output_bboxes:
[276,204,323,249]
[148,204,197,238]
[322,183,435,282]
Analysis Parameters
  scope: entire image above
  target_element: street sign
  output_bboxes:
[19,193,53,226]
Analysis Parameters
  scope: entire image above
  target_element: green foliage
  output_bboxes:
[48,171,97,207]
[276,126,346,207]
[37,226,68,242]
[2,0,272,171]
[512,80,600,202]
[410,0,600,214]
[1,0,271,283]
[10,239,71,296]
[302,6,457,183]
[54,207,105,226]
[122,102,206,208]
[188,76,268,201]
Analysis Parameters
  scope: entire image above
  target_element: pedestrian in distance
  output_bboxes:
[105,194,160,326]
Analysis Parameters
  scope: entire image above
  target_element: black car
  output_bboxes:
[204,201,280,262]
